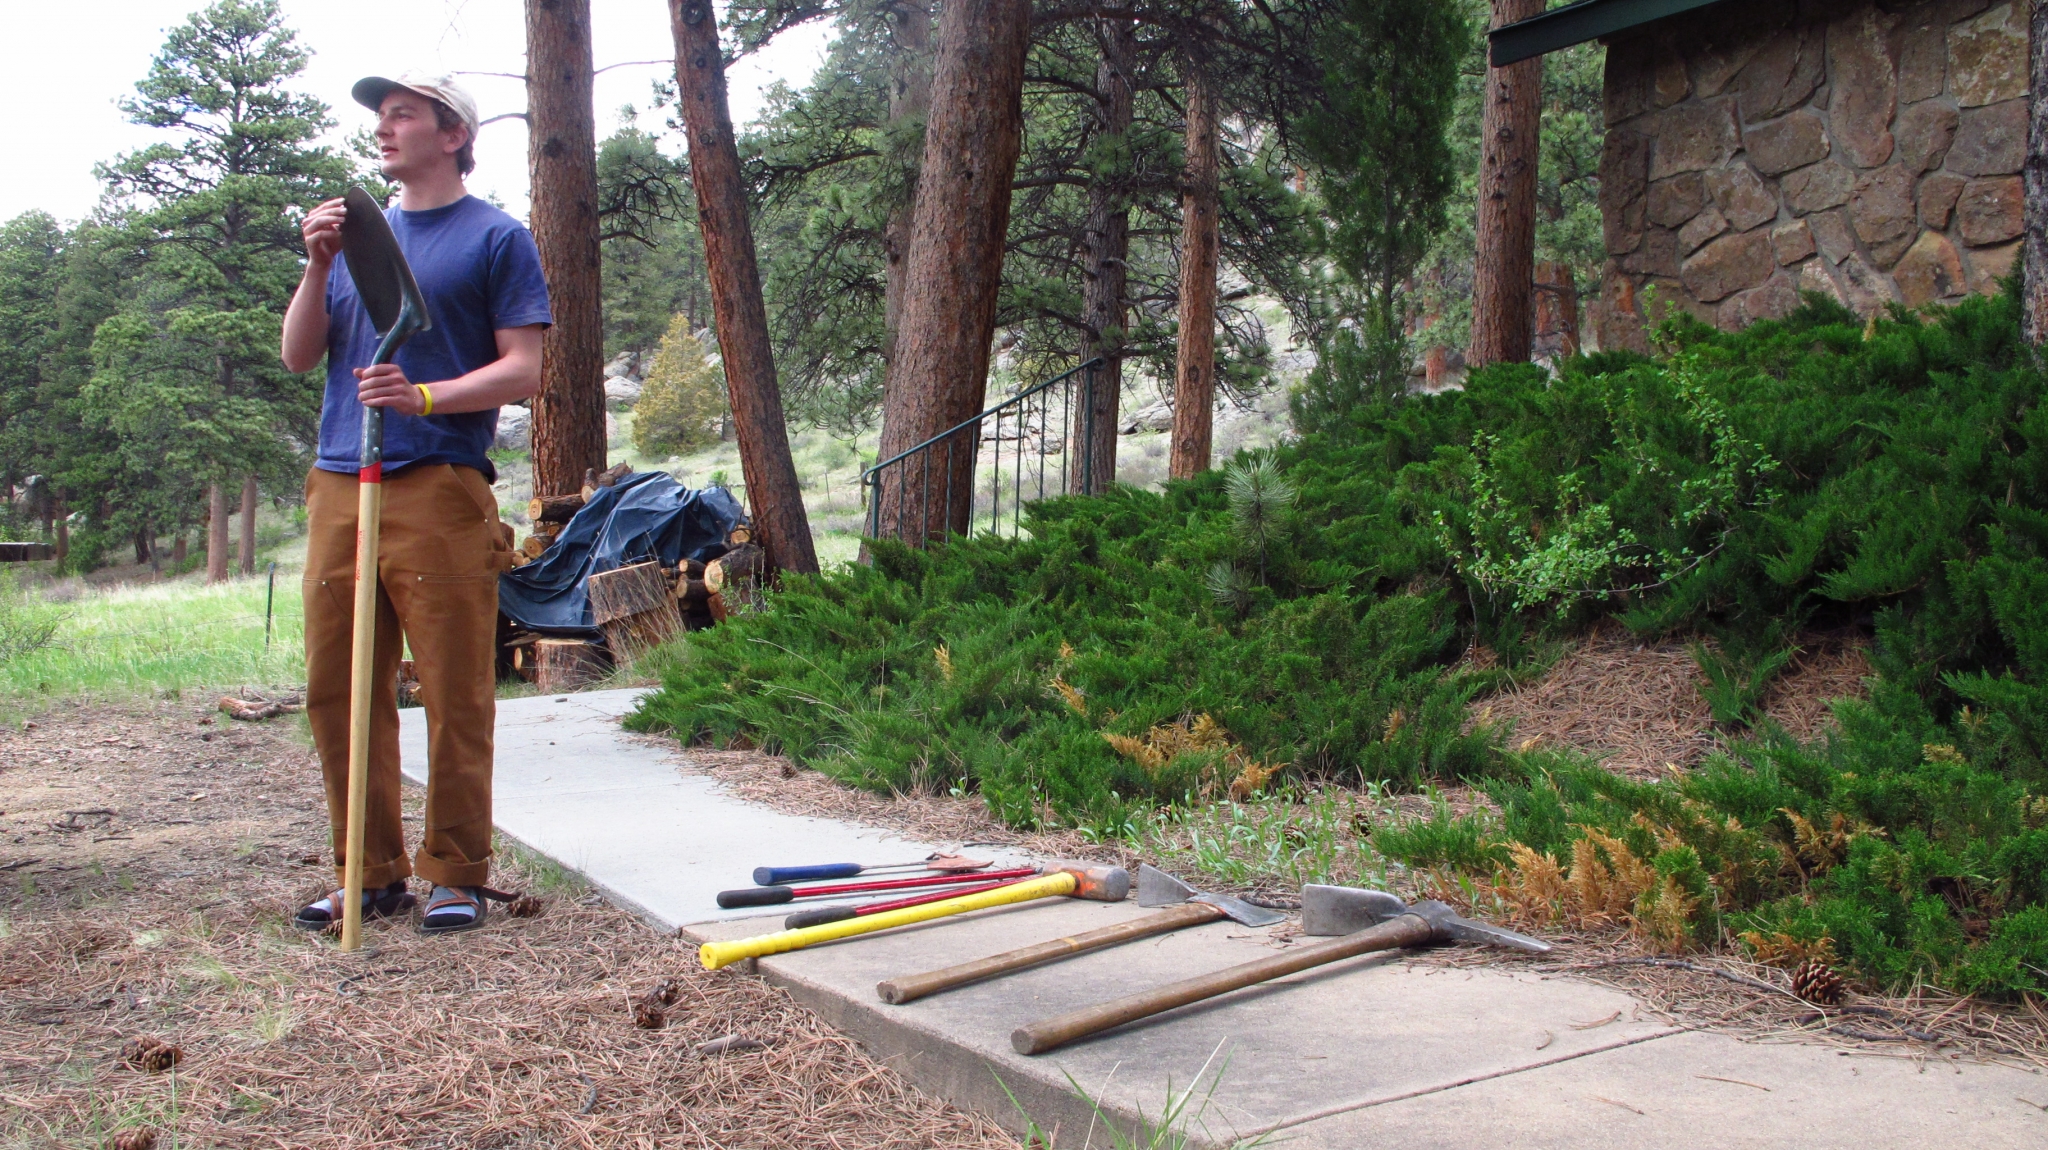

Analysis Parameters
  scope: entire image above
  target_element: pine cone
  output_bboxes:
[505,894,544,919]
[120,1036,183,1073]
[647,980,680,1006]
[1791,958,1846,1006]
[631,1000,667,1030]
[109,1128,159,1150]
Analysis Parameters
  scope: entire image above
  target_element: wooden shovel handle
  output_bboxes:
[879,902,1224,1005]
[1010,913,1435,1055]
[338,477,382,953]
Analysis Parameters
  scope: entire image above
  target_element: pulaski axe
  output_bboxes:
[1010,885,1550,1055]
[877,864,1284,1005]
[336,186,431,953]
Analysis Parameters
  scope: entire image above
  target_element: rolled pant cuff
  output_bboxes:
[334,856,412,891]
[413,854,491,890]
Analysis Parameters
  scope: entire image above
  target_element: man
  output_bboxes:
[281,73,551,934]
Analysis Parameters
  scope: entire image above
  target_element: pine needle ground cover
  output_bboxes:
[631,293,2048,997]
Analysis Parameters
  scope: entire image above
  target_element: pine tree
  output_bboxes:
[82,0,350,576]
[633,314,727,456]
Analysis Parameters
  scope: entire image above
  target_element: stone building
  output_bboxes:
[1492,0,2031,353]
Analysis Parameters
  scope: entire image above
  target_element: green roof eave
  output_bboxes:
[1488,0,1732,67]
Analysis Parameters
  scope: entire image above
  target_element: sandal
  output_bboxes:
[419,885,520,935]
[295,881,415,930]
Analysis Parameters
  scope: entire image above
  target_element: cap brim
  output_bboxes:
[352,76,405,114]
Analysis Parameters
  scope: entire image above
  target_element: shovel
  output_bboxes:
[876,864,1284,1005]
[1010,885,1549,1055]
[336,186,431,953]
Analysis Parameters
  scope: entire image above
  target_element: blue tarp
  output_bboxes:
[497,471,748,637]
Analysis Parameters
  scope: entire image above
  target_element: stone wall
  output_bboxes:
[1593,0,2028,352]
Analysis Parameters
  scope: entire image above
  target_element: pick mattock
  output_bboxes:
[336,186,431,953]
[1010,884,1550,1055]
[699,863,1128,970]
[877,864,1284,1005]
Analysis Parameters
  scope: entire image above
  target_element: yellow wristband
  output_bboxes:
[416,383,433,415]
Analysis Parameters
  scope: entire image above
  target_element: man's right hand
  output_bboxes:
[301,197,348,266]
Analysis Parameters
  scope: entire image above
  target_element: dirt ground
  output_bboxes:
[0,699,1019,1149]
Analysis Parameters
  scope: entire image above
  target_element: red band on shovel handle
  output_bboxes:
[360,462,382,484]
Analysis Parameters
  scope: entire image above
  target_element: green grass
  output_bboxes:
[0,571,306,703]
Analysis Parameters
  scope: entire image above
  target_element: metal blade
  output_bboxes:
[1192,893,1286,928]
[1135,864,1195,908]
[340,186,431,340]
[1301,884,1410,936]
[1439,912,1553,954]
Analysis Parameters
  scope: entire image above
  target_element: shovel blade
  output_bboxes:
[1135,864,1194,908]
[1301,884,1411,936]
[340,186,431,352]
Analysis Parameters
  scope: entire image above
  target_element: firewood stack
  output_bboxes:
[512,462,634,566]
[702,527,764,620]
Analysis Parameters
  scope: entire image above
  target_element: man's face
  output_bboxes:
[375,91,465,182]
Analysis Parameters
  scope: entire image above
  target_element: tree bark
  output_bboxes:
[172,533,187,569]
[2025,0,2048,345]
[1168,51,1220,481]
[874,0,1034,543]
[670,0,820,574]
[1073,10,1135,495]
[206,482,229,583]
[238,474,257,576]
[526,0,608,498]
[1469,0,1545,367]
[881,0,935,372]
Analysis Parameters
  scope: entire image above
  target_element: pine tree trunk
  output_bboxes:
[173,534,187,568]
[1168,52,1220,481]
[526,0,608,498]
[2025,0,2048,345]
[881,0,934,372]
[873,0,1033,543]
[238,475,257,577]
[206,482,229,583]
[53,507,67,565]
[1470,0,1545,367]
[1073,10,1134,495]
[670,0,819,574]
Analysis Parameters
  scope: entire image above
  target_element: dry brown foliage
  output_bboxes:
[0,699,1018,1150]
[1101,713,1285,801]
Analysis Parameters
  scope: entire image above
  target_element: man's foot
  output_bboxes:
[294,881,415,930]
[419,885,518,935]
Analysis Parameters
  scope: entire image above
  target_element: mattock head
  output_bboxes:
[1301,884,1551,953]
[1135,864,1286,928]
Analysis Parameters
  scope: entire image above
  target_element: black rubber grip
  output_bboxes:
[783,904,859,929]
[716,885,797,908]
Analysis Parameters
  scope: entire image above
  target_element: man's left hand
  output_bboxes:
[355,363,428,416]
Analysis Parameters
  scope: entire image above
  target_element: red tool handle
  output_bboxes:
[716,866,1038,908]
[783,877,1031,929]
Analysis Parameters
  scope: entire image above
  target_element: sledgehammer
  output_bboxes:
[877,865,1284,1004]
[1010,885,1549,1055]
[698,863,1129,971]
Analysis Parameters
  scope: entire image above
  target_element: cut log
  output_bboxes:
[397,659,423,708]
[597,462,633,487]
[510,644,539,681]
[705,542,766,613]
[532,521,563,540]
[676,577,709,605]
[519,535,552,559]
[527,493,586,524]
[589,560,684,661]
[727,525,752,545]
[535,638,611,693]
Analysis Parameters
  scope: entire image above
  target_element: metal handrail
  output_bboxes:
[861,357,1105,545]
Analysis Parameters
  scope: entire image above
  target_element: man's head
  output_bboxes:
[351,73,479,184]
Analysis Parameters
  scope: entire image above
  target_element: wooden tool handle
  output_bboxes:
[879,901,1223,1005]
[1010,913,1434,1055]
[338,478,383,953]
[699,871,1078,970]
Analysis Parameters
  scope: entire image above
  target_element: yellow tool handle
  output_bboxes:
[339,480,382,953]
[701,871,1077,970]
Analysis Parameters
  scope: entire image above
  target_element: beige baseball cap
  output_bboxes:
[351,71,480,138]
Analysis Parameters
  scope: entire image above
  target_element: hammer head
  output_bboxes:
[1301,884,1550,953]
[1136,864,1287,927]
[1050,863,1131,902]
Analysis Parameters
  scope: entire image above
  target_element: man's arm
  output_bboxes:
[353,325,544,416]
[281,197,347,373]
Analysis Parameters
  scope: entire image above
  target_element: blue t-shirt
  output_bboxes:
[316,195,553,482]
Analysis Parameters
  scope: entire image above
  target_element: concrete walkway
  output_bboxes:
[401,691,2048,1148]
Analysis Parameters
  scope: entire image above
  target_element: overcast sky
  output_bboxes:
[0,0,831,226]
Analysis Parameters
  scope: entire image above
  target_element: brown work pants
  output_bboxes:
[303,464,515,890]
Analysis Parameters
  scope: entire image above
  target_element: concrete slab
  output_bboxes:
[1280,1030,2048,1149]
[688,900,1677,1146]
[407,691,2048,1149]
[396,689,1016,927]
